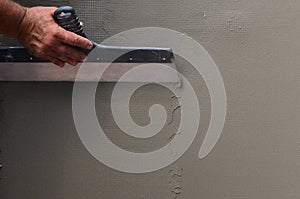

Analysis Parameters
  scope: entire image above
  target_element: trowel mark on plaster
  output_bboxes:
[167,94,182,141]
[169,130,181,140]
[168,166,183,181]
[168,105,181,124]
[171,95,181,100]
[168,166,183,198]
[171,188,182,199]
[171,171,182,178]
[168,92,182,125]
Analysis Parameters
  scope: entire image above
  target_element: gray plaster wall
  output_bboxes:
[1,0,300,198]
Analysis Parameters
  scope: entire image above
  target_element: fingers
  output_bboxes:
[55,27,93,50]
[50,27,92,66]
[39,43,86,67]
[53,44,86,62]
[43,55,65,67]
[43,48,82,67]
[49,50,80,67]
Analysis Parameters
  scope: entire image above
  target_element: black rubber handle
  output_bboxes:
[53,6,87,38]
[54,6,94,55]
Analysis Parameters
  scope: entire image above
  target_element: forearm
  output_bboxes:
[0,0,27,38]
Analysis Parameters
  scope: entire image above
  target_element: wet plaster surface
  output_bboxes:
[2,0,300,198]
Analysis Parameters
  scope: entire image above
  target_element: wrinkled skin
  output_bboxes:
[17,7,93,67]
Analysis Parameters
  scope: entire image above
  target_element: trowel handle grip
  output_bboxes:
[53,6,87,39]
[54,6,94,55]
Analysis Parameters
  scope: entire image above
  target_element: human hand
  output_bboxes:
[17,6,93,67]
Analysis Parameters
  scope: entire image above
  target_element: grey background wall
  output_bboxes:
[1,0,300,198]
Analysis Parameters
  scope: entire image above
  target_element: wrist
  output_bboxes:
[16,7,28,38]
[16,7,28,40]
[0,0,29,38]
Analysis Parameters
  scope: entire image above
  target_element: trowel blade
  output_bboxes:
[0,46,180,83]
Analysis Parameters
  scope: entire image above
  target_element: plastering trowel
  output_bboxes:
[0,6,179,83]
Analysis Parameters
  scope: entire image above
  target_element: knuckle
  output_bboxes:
[53,29,63,39]
[73,37,81,46]
[41,37,54,50]
[40,44,48,53]
[58,46,72,56]
[55,45,64,52]
[43,42,51,50]
[67,49,84,61]
[35,48,43,56]
[65,50,73,57]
